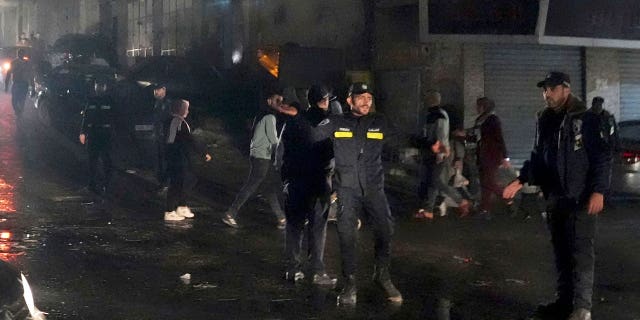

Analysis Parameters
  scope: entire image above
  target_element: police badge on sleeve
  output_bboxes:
[573,119,583,151]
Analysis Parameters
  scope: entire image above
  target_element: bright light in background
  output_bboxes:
[232,49,243,64]
[2,62,10,71]
[0,231,11,239]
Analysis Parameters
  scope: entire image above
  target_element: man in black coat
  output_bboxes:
[504,72,611,320]
[280,84,337,286]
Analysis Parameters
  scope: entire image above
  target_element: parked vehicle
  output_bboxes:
[115,55,224,138]
[612,120,640,197]
[34,63,118,140]
[50,33,117,68]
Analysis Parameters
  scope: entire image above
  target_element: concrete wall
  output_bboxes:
[462,44,484,127]
[585,47,621,119]
[80,0,101,34]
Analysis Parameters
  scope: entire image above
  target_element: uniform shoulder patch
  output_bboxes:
[318,118,330,126]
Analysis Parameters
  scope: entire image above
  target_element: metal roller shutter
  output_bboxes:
[484,44,584,166]
[619,50,640,121]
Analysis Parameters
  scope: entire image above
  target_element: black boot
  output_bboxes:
[529,300,572,320]
[337,275,357,306]
[372,265,403,304]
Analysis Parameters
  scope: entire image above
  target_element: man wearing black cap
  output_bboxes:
[504,71,611,320]
[79,80,115,195]
[313,82,402,305]
[278,84,338,286]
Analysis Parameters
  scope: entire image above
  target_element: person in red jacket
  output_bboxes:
[471,97,510,218]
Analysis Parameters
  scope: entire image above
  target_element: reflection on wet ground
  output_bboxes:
[0,106,22,262]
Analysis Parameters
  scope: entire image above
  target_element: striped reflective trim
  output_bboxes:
[334,131,353,138]
[367,132,383,140]
[100,105,111,110]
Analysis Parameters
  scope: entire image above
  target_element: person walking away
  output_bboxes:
[4,48,34,117]
[472,97,509,219]
[79,80,116,195]
[313,82,403,305]
[221,85,288,229]
[503,72,611,320]
[415,91,470,219]
[281,84,337,286]
[164,99,211,221]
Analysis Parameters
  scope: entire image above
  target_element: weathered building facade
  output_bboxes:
[1,0,640,163]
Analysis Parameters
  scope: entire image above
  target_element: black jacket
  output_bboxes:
[164,115,207,169]
[314,112,400,193]
[80,95,115,141]
[281,106,333,185]
[519,95,611,201]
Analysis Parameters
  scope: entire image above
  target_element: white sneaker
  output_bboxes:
[164,211,185,221]
[177,206,194,218]
[438,202,448,217]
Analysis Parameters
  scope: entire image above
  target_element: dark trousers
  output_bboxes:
[87,138,112,193]
[546,197,598,310]
[479,165,501,212]
[419,158,462,212]
[284,179,330,274]
[337,187,394,277]
[227,157,285,220]
[166,161,197,212]
[156,140,167,186]
[11,82,28,116]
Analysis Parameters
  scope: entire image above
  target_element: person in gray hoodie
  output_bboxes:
[222,85,293,228]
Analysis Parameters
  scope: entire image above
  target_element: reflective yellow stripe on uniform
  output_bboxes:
[367,132,384,140]
[334,131,353,138]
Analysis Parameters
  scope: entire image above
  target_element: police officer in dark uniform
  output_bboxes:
[314,82,402,305]
[4,48,34,117]
[151,83,172,193]
[504,72,611,320]
[281,84,337,286]
[79,79,115,195]
[588,96,619,156]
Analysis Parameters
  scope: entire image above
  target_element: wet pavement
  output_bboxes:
[0,92,639,319]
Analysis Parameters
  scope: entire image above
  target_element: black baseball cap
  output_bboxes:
[537,71,571,88]
[348,82,374,96]
[308,85,336,104]
[149,82,167,90]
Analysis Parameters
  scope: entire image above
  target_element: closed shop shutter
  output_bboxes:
[484,44,584,166]
[619,50,640,121]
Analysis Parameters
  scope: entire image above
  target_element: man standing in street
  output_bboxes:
[151,83,172,195]
[4,48,34,117]
[280,84,337,286]
[504,72,611,320]
[314,82,402,306]
[415,91,470,219]
[79,80,115,195]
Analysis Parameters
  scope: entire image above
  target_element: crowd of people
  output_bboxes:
[4,60,618,319]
